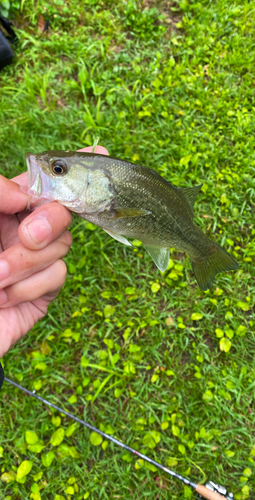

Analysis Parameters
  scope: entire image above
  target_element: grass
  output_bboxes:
[0,0,254,499]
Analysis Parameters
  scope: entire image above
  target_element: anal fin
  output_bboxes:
[103,228,132,246]
[144,244,169,272]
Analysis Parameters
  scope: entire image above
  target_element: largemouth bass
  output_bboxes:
[26,151,238,290]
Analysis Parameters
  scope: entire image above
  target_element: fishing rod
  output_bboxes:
[5,377,234,500]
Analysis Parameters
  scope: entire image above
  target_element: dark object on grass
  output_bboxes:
[38,13,50,34]
[0,13,18,71]
[5,376,234,500]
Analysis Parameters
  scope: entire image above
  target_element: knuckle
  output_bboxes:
[55,260,67,287]
[58,230,72,255]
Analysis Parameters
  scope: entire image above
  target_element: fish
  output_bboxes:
[25,150,239,291]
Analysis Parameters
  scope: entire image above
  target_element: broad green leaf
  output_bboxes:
[184,485,193,499]
[144,461,157,472]
[68,395,77,404]
[114,388,123,398]
[202,390,214,402]
[1,471,16,483]
[65,423,76,437]
[151,282,160,293]
[167,457,178,467]
[225,450,235,457]
[101,291,112,299]
[50,428,65,446]
[215,328,224,338]
[67,476,77,484]
[31,483,40,494]
[33,472,43,481]
[143,431,161,448]
[125,287,136,295]
[180,154,192,166]
[172,425,180,437]
[52,415,61,427]
[236,325,247,336]
[34,362,47,371]
[82,377,90,387]
[65,486,74,494]
[69,446,80,458]
[104,338,114,349]
[90,432,103,446]
[104,424,115,435]
[80,356,89,367]
[191,312,203,321]
[226,380,235,390]
[123,361,136,374]
[219,337,232,352]
[241,485,249,497]
[225,328,234,339]
[135,459,144,469]
[104,305,115,318]
[161,421,169,430]
[33,380,42,391]
[0,446,3,457]
[41,341,51,355]
[122,453,133,463]
[237,301,250,311]
[41,451,55,467]
[16,460,33,482]
[57,444,70,458]
[129,344,141,353]
[28,441,45,453]
[243,468,252,477]
[25,431,38,445]
[178,444,186,454]
[225,311,233,320]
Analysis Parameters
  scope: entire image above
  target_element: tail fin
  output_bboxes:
[191,243,239,291]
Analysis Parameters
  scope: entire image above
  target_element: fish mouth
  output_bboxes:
[26,153,42,197]
[25,153,55,208]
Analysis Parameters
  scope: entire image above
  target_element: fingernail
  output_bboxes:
[23,211,52,243]
[0,260,9,281]
[0,289,8,305]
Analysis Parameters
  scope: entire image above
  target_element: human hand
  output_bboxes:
[0,145,109,358]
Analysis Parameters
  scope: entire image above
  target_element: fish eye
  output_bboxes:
[51,160,67,175]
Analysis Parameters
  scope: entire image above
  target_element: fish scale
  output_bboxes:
[26,150,239,290]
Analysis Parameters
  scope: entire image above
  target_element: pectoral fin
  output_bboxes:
[144,244,170,272]
[112,208,151,219]
[103,228,132,246]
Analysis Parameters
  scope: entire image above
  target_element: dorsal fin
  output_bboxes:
[178,184,203,212]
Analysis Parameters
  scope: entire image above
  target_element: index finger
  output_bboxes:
[77,145,109,155]
[0,175,29,215]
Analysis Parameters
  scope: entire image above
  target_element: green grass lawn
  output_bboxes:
[0,0,254,499]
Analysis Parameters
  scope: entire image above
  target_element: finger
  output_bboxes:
[0,259,67,309]
[12,172,28,186]
[77,145,109,155]
[0,175,30,214]
[0,230,72,291]
[0,213,21,250]
[18,202,73,250]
